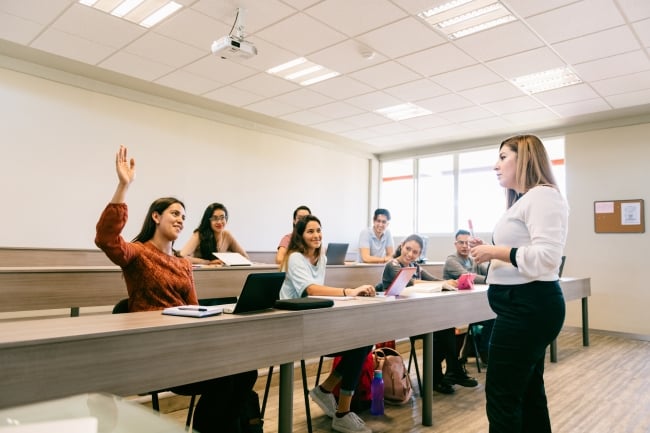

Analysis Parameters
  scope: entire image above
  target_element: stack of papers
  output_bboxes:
[162,305,223,318]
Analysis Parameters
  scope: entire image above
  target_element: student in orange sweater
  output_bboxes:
[95,145,258,433]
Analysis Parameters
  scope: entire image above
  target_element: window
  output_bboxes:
[379,136,565,236]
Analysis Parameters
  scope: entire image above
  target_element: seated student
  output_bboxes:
[358,208,394,263]
[280,214,375,433]
[275,205,311,264]
[379,234,478,394]
[444,229,494,364]
[181,202,249,265]
[95,146,258,433]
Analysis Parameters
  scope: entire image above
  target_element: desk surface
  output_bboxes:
[0,277,589,411]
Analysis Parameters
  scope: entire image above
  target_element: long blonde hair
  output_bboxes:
[500,134,558,208]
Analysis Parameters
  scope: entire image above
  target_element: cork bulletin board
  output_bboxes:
[594,199,645,233]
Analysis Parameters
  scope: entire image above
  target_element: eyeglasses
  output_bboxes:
[375,219,389,225]
[455,240,470,246]
[210,216,226,222]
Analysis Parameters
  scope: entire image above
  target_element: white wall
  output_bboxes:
[0,67,370,251]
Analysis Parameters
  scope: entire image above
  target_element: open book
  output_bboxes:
[162,305,223,318]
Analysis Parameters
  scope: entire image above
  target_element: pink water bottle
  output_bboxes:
[370,370,384,415]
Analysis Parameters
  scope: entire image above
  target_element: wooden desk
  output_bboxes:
[0,277,590,433]
[0,263,445,314]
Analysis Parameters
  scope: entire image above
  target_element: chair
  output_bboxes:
[261,360,314,433]
[112,297,237,430]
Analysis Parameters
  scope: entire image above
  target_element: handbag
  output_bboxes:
[373,347,413,405]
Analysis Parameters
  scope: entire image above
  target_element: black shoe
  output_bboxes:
[433,383,455,394]
[442,372,479,388]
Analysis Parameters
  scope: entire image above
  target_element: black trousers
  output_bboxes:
[171,370,258,433]
[486,281,565,433]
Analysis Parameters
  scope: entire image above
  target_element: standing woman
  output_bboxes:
[280,215,375,433]
[96,146,258,433]
[470,135,568,433]
[181,202,249,265]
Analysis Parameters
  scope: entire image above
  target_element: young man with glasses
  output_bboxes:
[358,208,394,264]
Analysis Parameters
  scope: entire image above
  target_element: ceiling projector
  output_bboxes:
[211,35,257,59]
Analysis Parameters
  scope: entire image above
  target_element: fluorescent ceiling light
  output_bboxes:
[375,103,433,121]
[267,58,340,87]
[78,0,182,28]
[418,0,517,40]
[511,67,583,94]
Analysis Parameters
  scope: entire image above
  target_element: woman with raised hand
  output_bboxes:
[470,135,568,433]
[95,145,259,433]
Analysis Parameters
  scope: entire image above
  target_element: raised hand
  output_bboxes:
[115,145,136,186]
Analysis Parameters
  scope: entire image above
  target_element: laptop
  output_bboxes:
[325,243,349,265]
[382,267,417,297]
[221,272,286,314]
[213,252,252,266]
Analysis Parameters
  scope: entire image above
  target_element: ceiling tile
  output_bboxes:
[232,72,300,97]
[155,8,226,52]
[31,28,116,65]
[282,0,322,10]
[533,83,600,105]
[360,17,446,58]
[255,12,347,56]
[155,70,222,95]
[526,0,626,44]
[191,0,297,34]
[0,0,72,25]
[431,64,502,92]
[344,112,392,128]
[616,0,650,21]
[549,98,612,117]
[245,98,299,116]
[482,95,543,115]
[439,106,494,123]
[367,122,415,136]
[203,85,266,106]
[605,88,650,108]
[383,78,449,101]
[280,110,331,125]
[309,101,365,119]
[100,51,176,81]
[399,114,451,130]
[349,61,421,90]
[312,118,359,133]
[590,70,650,96]
[0,12,49,45]
[501,107,560,124]
[552,25,642,64]
[502,0,579,18]
[308,39,387,74]
[486,46,564,79]
[459,81,524,105]
[453,21,543,62]
[124,33,206,68]
[461,116,513,132]
[398,43,476,77]
[52,3,145,49]
[340,129,382,141]
[183,55,259,85]
[309,75,374,99]
[305,0,407,37]
[634,18,650,47]
[573,50,650,82]
[232,36,307,72]
[274,88,335,109]
[345,91,402,111]
[417,93,473,113]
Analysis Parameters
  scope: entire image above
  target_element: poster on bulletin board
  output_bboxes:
[594,199,645,233]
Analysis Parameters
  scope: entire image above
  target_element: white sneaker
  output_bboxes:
[309,386,336,418]
[332,412,372,433]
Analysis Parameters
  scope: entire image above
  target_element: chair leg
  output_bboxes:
[314,356,324,388]
[301,360,313,433]
[261,366,274,418]
[151,392,160,412]
[409,338,422,395]
[185,394,196,430]
[469,325,482,373]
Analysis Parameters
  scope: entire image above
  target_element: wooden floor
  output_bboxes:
[152,329,650,433]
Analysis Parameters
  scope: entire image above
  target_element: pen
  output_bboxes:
[178,306,208,311]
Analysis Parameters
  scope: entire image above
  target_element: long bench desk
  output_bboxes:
[0,277,590,432]
[0,263,443,314]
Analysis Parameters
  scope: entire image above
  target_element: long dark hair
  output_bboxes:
[394,234,424,258]
[281,215,322,270]
[132,197,185,244]
[194,203,229,259]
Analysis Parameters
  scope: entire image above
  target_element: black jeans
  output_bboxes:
[171,370,258,433]
[329,345,373,392]
[486,281,565,433]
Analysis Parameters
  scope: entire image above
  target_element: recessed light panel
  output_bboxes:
[511,67,583,94]
[78,0,182,28]
[266,58,340,86]
[375,103,433,121]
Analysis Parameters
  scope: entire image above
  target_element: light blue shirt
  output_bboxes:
[358,227,394,258]
[279,252,327,299]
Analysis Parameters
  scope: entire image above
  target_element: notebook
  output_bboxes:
[325,243,349,265]
[212,251,252,266]
[221,272,286,314]
[162,305,224,318]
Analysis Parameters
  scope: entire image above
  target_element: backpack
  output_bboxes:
[373,347,413,405]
